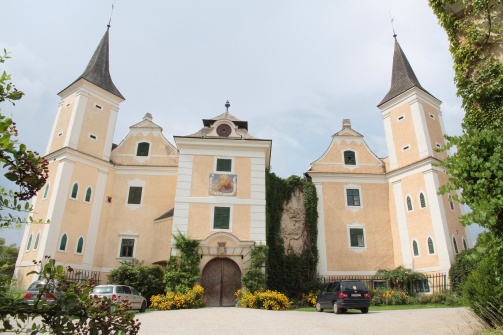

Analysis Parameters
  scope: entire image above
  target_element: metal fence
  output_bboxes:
[64,269,101,285]
[322,273,448,295]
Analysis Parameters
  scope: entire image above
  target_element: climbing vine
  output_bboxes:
[265,170,319,300]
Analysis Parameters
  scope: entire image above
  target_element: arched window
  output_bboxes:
[76,237,84,254]
[71,183,79,199]
[43,183,50,199]
[453,236,459,254]
[448,195,455,211]
[136,142,150,157]
[59,234,68,251]
[343,151,356,165]
[428,237,435,254]
[462,238,468,250]
[412,240,419,256]
[85,187,92,203]
[26,234,33,251]
[406,196,413,211]
[34,233,40,250]
[419,193,426,208]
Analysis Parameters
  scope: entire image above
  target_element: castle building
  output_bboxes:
[15,27,470,304]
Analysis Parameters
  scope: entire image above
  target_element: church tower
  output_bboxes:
[377,36,470,273]
[15,26,124,287]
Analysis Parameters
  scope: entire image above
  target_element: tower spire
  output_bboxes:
[60,26,124,100]
[377,37,434,107]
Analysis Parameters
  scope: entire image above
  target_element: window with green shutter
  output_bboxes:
[71,183,78,199]
[413,240,419,256]
[349,228,364,247]
[120,238,135,257]
[85,187,92,202]
[428,237,435,254]
[136,142,150,156]
[344,151,356,165]
[346,189,360,206]
[216,159,232,172]
[213,207,230,229]
[59,234,67,251]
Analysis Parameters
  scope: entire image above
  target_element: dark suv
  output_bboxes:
[316,280,371,314]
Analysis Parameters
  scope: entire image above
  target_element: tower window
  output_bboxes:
[94,104,102,110]
[136,142,150,157]
[85,187,92,203]
[26,234,33,251]
[429,113,435,120]
[43,183,50,199]
[453,236,459,254]
[428,237,435,254]
[346,189,361,206]
[120,238,135,258]
[127,186,143,205]
[76,237,84,254]
[57,132,63,138]
[448,195,455,211]
[398,115,404,121]
[419,193,426,208]
[462,238,468,250]
[59,234,68,252]
[33,233,40,250]
[402,145,410,151]
[89,134,97,140]
[216,158,232,172]
[349,228,365,247]
[70,183,79,199]
[213,206,231,230]
[412,240,419,256]
[406,196,413,211]
[344,151,356,165]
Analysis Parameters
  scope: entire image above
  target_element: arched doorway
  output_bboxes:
[201,258,241,307]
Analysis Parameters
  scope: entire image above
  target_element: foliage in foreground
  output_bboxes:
[108,259,165,305]
[370,289,463,307]
[242,245,268,293]
[164,232,201,293]
[235,289,293,311]
[150,285,206,310]
[376,266,427,294]
[0,257,141,334]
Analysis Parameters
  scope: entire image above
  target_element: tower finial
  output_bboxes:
[389,11,397,38]
[108,1,116,28]
[225,100,230,112]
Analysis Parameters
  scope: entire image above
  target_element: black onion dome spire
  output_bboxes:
[378,36,435,107]
[60,26,124,100]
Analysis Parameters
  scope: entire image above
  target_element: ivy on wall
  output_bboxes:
[265,170,319,299]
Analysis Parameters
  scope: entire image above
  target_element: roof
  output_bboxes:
[59,26,124,100]
[154,208,174,222]
[183,110,257,139]
[378,37,436,107]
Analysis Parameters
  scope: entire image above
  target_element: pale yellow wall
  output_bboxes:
[191,155,251,199]
[389,103,420,168]
[112,131,178,167]
[187,203,251,241]
[322,182,395,271]
[48,96,75,154]
[98,172,177,268]
[387,183,404,267]
[311,137,385,174]
[77,96,111,158]
[422,102,445,161]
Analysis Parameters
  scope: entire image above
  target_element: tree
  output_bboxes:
[242,245,268,293]
[0,49,48,228]
[164,232,201,292]
[376,266,427,294]
[0,238,18,279]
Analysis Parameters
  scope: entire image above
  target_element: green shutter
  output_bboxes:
[344,151,356,165]
[216,159,232,172]
[413,241,419,256]
[137,142,150,156]
[59,234,67,251]
[71,183,78,198]
[214,207,230,229]
[128,187,143,204]
[85,187,92,202]
[77,237,84,253]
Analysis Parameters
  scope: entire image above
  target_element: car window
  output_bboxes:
[341,281,368,291]
[92,286,113,294]
[131,288,140,296]
[116,286,125,294]
[28,281,46,291]
[122,286,132,294]
[326,283,334,292]
[334,284,341,292]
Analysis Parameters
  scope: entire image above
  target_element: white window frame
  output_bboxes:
[84,186,93,204]
[211,205,233,232]
[214,157,234,173]
[427,236,436,255]
[406,195,414,212]
[347,223,367,253]
[418,192,427,208]
[412,239,420,257]
[58,233,69,253]
[75,236,85,254]
[117,235,138,259]
[70,182,79,200]
[344,185,362,211]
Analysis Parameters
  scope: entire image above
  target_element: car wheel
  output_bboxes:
[333,302,342,314]
[361,307,369,314]
[139,301,147,313]
[315,302,323,312]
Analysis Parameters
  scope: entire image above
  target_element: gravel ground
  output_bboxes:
[135,307,484,335]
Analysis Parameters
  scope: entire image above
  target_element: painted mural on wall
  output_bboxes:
[280,188,308,255]
[209,174,237,196]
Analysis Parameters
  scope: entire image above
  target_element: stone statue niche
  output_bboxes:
[279,187,308,255]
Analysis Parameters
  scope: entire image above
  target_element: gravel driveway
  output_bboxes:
[135,307,484,335]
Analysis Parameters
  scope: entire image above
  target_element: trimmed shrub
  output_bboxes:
[150,285,206,310]
[235,289,293,310]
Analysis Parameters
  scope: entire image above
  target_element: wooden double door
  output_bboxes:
[201,258,241,307]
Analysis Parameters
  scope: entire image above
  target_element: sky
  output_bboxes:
[0,1,483,245]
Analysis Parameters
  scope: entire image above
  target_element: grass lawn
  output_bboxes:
[295,304,463,312]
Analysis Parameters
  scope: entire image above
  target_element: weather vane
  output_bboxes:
[389,10,397,38]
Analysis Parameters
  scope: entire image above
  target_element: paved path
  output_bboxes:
[135,307,484,335]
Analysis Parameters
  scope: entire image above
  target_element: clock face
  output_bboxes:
[216,124,232,137]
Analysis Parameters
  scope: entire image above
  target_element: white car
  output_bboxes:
[90,285,147,313]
